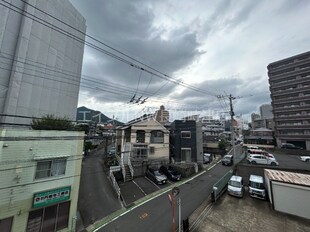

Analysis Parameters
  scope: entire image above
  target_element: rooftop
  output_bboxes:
[265,169,310,187]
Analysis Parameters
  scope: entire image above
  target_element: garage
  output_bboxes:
[264,169,310,219]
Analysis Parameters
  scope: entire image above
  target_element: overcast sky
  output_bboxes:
[70,0,310,122]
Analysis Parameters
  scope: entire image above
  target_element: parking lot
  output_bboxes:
[118,157,221,207]
[191,191,310,232]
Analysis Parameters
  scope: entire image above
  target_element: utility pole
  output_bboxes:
[228,94,236,163]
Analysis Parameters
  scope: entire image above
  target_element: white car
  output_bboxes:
[247,154,279,166]
[300,156,310,162]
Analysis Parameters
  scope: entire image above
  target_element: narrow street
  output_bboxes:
[78,148,122,229]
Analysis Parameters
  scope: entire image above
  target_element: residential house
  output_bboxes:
[0,129,84,232]
[115,116,169,178]
[170,120,203,163]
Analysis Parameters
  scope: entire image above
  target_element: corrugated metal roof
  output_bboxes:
[265,169,310,187]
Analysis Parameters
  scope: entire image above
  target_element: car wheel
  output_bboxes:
[306,159,310,163]
[251,161,256,165]
[271,162,276,166]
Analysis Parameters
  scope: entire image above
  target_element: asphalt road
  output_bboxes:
[271,152,310,170]
[78,149,122,228]
[98,162,232,232]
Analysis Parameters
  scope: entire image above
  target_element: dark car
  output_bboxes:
[222,154,233,166]
[159,166,181,181]
[281,143,303,149]
[145,168,167,185]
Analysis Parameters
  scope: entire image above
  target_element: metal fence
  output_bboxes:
[212,169,233,202]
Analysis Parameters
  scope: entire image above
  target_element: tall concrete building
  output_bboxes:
[0,0,86,125]
[260,104,273,119]
[268,51,310,150]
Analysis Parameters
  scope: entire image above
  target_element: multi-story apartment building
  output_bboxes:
[154,105,170,125]
[260,104,273,119]
[268,51,310,150]
[0,0,86,124]
[0,129,84,232]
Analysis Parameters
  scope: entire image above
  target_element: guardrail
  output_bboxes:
[212,169,233,202]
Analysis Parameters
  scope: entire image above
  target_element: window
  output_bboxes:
[181,131,191,138]
[149,146,155,154]
[35,159,66,179]
[0,216,13,232]
[26,201,70,232]
[136,130,145,143]
[150,130,164,143]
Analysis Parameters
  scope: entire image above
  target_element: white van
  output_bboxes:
[228,175,244,198]
[248,175,266,200]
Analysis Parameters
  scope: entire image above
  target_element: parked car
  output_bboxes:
[203,153,213,164]
[228,175,244,198]
[281,143,303,149]
[159,166,181,181]
[248,175,266,200]
[300,156,310,162]
[222,154,233,166]
[247,154,279,166]
[145,168,167,185]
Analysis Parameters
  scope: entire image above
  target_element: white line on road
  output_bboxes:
[132,180,147,196]
[144,176,161,190]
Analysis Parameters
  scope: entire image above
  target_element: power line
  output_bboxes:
[1,0,218,98]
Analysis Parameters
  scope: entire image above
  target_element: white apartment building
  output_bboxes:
[0,129,84,232]
[0,0,86,124]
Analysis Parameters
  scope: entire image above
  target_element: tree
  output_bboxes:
[31,114,74,130]
[218,138,228,151]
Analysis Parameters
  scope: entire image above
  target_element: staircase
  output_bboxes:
[121,142,134,182]
[124,164,133,182]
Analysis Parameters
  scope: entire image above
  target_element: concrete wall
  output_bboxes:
[0,0,86,124]
[0,129,84,232]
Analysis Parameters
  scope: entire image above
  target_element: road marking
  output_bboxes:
[90,165,219,232]
[132,180,147,196]
[144,176,161,190]
[139,212,148,220]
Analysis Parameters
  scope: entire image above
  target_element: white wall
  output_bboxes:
[272,181,310,219]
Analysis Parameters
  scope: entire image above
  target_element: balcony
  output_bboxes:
[270,76,310,89]
[273,94,310,104]
[268,56,310,73]
[269,66,310,81]
[276,124,310,129]
[271,85,310,97]
[275,114,310,121]
[273,104,310,113]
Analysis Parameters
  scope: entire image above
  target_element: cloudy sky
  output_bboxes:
[70,0,310,122]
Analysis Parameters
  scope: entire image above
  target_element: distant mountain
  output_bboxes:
[76,106,123,125]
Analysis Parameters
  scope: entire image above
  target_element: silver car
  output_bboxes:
[247,154,279,166]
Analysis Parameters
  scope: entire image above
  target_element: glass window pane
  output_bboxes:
[35,161,52,179]
[51,160,66,176]
[56,202,70,230]
[42,205,57,232]
[26,209,43,232]
[0,216,13,232]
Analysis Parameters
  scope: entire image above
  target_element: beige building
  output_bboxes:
[0,129,84,232]
[116,117,169,161]
[154,105,169,124]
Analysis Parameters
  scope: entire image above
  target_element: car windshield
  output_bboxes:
[229,180,241,188]
[154,170,161,176]
[223,156,231,160]
[249,181,264,189]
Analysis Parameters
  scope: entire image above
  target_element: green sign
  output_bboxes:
[33,186,71,208]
